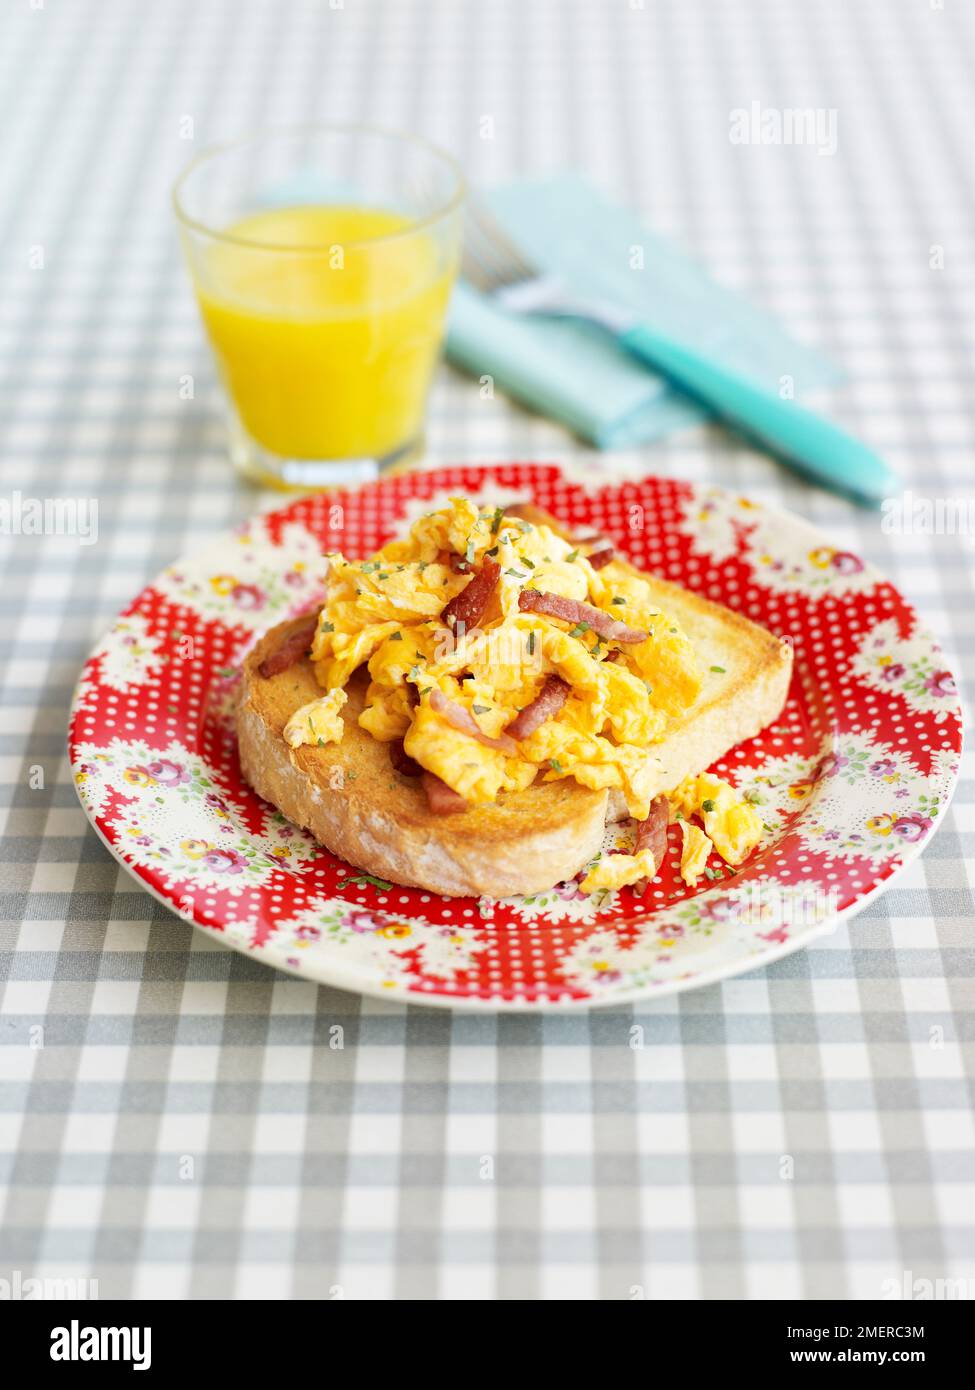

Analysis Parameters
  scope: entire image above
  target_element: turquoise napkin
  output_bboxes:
[446,174,843,449]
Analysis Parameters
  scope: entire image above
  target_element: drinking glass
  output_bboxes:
[174,124,465,488]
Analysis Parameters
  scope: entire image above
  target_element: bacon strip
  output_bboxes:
[441,557,500,632]
[429,690,517,754]
[504,676,570,740]
[389,740,421,777]
[422,771,467,814]
[634,794,670,869]
[517,589,647,643]
[392,736,466,810]
[258,617,318,678]
[586,546,615,570]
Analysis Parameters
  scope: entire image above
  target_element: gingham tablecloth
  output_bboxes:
[1,0,973,1302]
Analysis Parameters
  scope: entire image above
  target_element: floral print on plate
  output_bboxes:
[68,467,962,1009]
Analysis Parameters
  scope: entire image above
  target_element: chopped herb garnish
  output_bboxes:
[485,545,499,557]
[419,686,432,696]
[611,596,626,605]
[568,621,590,639]
[549,758,564,773]
[378,571,390,581]
[702,798,716,813]
[389,631,403,641]
[490,505,505,534]
[710,664,726,673]
[472,704,490,715]
[317,737,326,747]
[522,557,535,568]
[320,621,334,633]
[504,567,526,579]
[527,632,536,655]
[465,538,476,564]
[347,872,393,890]
[566,549,579,562]
[409,664,421,680]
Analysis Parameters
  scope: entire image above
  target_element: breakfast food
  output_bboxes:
[237,499,793,898]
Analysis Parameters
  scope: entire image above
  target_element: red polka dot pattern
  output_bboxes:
[67,466,963,1010]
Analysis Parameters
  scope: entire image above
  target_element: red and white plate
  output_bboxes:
[68,465,962,1010]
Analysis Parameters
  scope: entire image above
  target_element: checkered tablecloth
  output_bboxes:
[1,0,973,1302]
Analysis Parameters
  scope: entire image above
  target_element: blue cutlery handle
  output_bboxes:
[620,324,898,505]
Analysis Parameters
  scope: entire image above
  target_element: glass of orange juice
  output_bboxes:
[173,125,465,488]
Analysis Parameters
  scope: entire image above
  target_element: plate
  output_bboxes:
[68,465,962,1010]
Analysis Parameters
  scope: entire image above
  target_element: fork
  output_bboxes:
[462,198,897,506]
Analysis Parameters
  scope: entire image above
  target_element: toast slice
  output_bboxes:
[237,521,793,897]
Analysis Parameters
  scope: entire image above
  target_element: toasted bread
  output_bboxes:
[237,514,793,897]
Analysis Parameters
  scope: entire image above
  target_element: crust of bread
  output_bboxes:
[238,642,610,897]
[602,569,794,823]
[236,512,793,897]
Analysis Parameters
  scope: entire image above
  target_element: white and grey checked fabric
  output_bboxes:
[1,0,973,1301]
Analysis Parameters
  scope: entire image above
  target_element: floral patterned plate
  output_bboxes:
[68,465,962,1010]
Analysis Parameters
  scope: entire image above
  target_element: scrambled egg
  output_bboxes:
[581,848,657,894]
[291,498,765,892]
[580,771,763,896]
[671,773,764,866]
[678,819,713,887]
[306,498,702,816]
[283,688,348,749]
[406,703,536,803]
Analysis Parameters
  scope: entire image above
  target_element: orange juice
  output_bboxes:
[193,206,456,461]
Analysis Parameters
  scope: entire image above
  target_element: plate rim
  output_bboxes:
[67,465,964,1011]
[79,807,948,1011]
